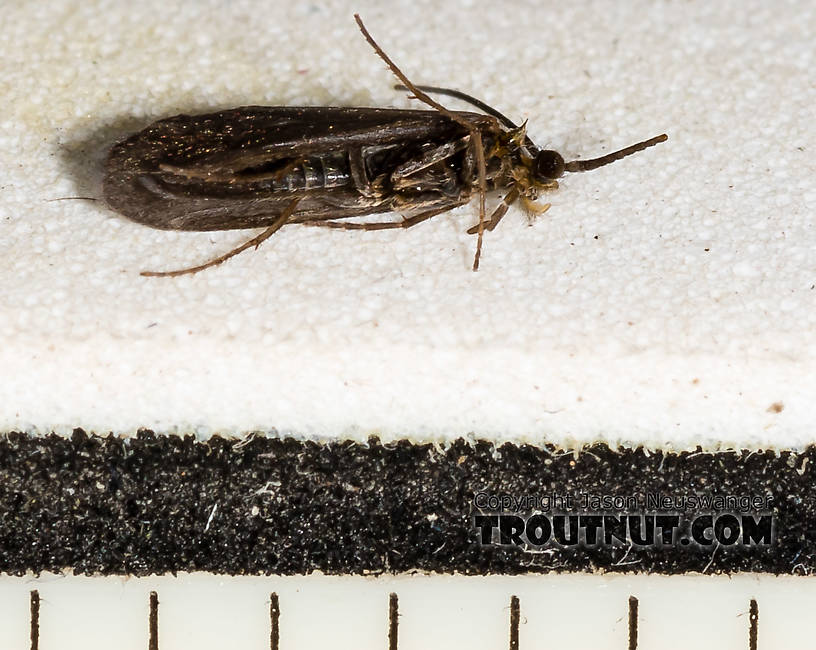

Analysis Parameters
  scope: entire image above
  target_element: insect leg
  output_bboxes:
[348,147,380,198]
[354,14,489,271]
[469,129,488,270]
[302,200,465,231]
[519,195,552,217]
[140,198,300,277]
[230,158,303,184]
[390,136,471,188]
[466,187,520,234]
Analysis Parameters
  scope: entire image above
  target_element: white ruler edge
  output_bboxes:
[0,572,808,649]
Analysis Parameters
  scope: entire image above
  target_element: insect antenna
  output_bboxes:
[565,134,667,172]
[394,84,537,143]
[354,14,490,271]
[394,84,518,128]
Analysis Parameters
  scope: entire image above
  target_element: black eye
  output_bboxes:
[534,150,565,179]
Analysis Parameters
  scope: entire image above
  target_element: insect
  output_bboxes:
[103,15,667,276]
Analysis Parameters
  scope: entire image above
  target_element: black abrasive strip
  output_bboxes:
[0,430,810,576]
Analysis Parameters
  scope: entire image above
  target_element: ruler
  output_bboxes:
[1,574,806,649]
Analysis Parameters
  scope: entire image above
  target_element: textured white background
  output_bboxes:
[2,0,814,447]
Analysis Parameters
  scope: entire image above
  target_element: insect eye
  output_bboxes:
[534,150,566,179]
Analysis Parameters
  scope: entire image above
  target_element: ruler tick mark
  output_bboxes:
[628,596,638,650]
[29,590,39,650]
[270,592,280,650]
[748,599,758,650]
[149,591,159,650]
[388,593,399,650]
[509,595,520,650]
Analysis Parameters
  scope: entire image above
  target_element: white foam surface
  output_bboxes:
[2,0,815,448]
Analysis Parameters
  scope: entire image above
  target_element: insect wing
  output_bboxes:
[103,106,494,231]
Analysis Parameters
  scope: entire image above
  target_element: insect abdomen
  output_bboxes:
[260,151,352,191]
